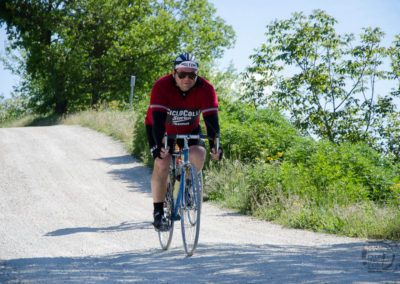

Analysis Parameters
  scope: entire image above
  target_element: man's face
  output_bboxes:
[173,67,198,92]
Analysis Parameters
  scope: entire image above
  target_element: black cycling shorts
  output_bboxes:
[146,125,206,156]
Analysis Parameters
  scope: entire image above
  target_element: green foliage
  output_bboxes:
[389,35,400,91]
[243,10,400,158]
[132,100,154,168]
[0,0,235,114]
[0,93,30,123]
[203,100,400,239]
[243,141,400,207]
[203,160,252,212]
[219,101,301,161]
[279,201,400,239]
[200,62,242,103]
[380,111,400,162]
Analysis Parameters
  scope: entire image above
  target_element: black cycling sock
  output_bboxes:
[153,202,164,214]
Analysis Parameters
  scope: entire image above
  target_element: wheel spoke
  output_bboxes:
[158,171,175,250]
[181,164,202,256]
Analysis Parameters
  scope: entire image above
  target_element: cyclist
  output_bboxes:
[145,52,223,231]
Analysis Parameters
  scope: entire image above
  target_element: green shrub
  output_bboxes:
[285,140,400,204]
[219,102,302,161]
[203,160,252,212]
[132,101,153,167]
[0,94,31,124]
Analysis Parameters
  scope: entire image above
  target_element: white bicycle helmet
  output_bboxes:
[174,53,199,70]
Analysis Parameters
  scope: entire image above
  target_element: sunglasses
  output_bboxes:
[175,71,198,80]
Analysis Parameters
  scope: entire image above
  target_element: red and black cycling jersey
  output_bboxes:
[145,73,221,158]
[145,74,218,134]
[145,74,220,150]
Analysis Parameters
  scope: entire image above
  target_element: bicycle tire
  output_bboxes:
[187,170,202,226]
[158,170,175,250]
[180,162,202,256]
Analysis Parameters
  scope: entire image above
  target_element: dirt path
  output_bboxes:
[0,125,398,283]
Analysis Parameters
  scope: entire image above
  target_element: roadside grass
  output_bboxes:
[1,113,69,127]
[3,108,400,240]
[205,159,400,240]
[0,110,137,153]
[61,109,137,152]
[0,114,50,127]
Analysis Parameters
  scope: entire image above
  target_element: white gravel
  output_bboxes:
[0,125,399,283]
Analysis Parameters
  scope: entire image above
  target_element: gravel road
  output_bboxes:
[0,125,399,283]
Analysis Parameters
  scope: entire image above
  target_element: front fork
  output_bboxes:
[172,163,196,221]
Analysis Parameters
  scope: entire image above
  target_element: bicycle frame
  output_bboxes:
[164,134,204,221]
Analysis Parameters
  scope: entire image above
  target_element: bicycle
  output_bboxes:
[158,134,219,256]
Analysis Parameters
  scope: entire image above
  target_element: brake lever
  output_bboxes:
[164,133,168,149]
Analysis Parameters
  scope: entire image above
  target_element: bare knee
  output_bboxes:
[189,146,206,171]
[153,157,170,178]
[151,157,171,202]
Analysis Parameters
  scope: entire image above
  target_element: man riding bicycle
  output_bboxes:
[145,53,223,231]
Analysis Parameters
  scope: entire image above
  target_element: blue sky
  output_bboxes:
[209,0,400,71]
[1,0,399,99]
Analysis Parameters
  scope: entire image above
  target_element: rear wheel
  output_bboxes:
[180,163,201,256]
[158,170,175,250]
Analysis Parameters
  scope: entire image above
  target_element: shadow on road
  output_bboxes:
[95,155,134,165]
[94,155,152,195]
[1,242,399,283]
[44,221,152,237]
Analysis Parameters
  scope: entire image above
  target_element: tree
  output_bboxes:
[0,0,69,113]
[200,61,242,104]
[0,0,235,114]
[383,35,400,161]
[389,35,400,97]
[243,10,400,155]
[0,92,30,122]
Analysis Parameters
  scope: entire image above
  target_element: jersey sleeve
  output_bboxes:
[201,84,218,117]
[146,76,170,145]
[149,79,169,113]
[201,83,220,147]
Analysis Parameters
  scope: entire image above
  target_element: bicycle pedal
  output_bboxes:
[159,225,171,232]
[154,223,171,232]
[172,214,181,221]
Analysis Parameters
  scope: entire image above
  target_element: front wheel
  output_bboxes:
[158,173,175,250]
[180,163,202,256]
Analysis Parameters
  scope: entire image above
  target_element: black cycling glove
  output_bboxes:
[150,145,163,159]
